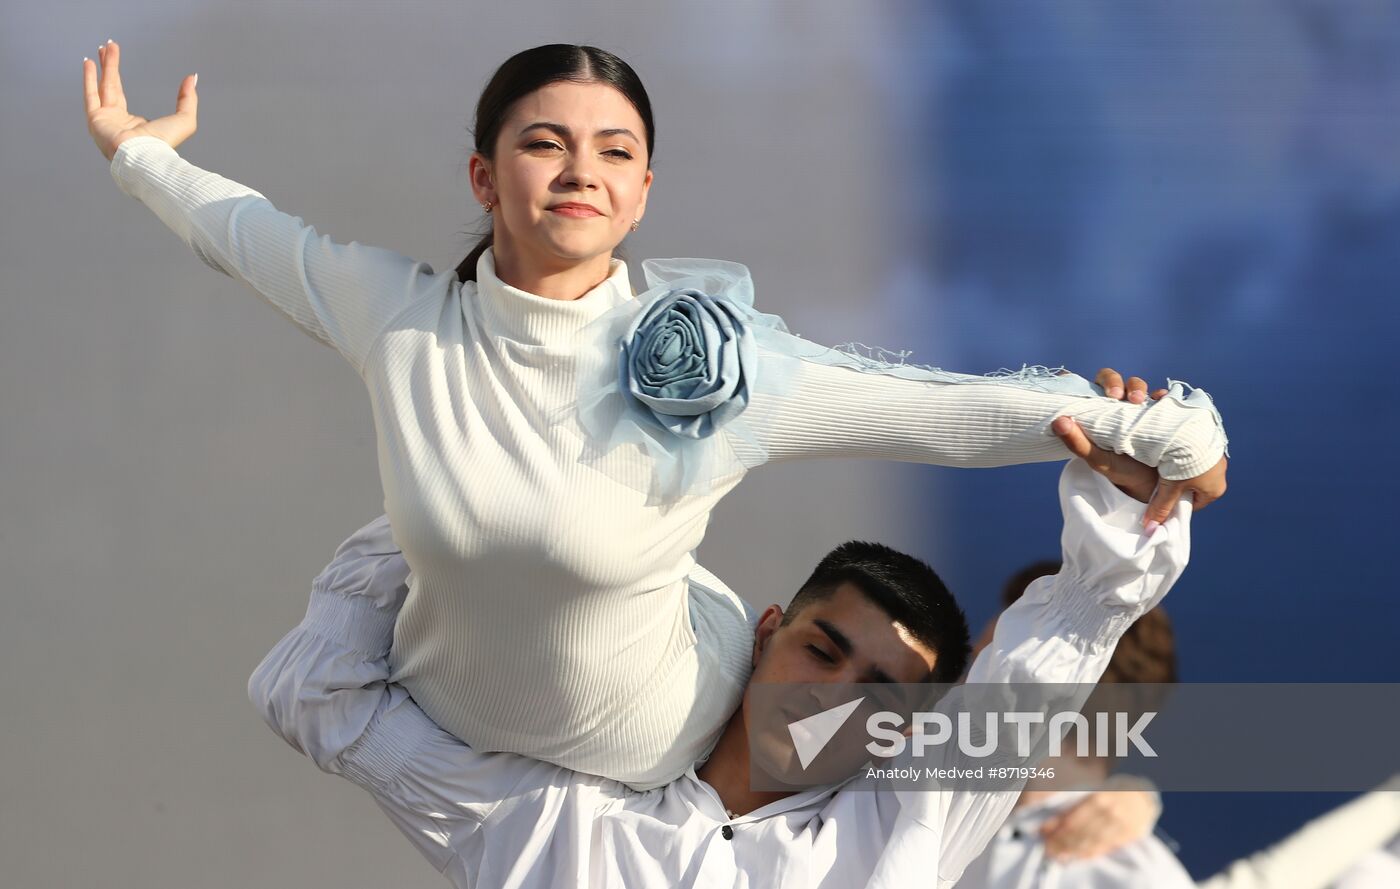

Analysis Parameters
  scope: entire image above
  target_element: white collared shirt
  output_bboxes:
[249,461,1192,888]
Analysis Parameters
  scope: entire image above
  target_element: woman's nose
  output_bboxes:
[560,158,598,189]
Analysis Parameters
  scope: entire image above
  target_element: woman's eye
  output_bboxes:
[806,644,835,664]
[528,140,563,151]
[604,149,633,159]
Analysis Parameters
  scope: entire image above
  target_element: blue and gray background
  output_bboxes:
[2,1,1396,885]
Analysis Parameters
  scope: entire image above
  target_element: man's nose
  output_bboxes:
[809,670,863,700]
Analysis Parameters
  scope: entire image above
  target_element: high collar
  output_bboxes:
[469,247,635,346]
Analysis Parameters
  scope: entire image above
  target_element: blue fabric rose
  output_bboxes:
[620,288,757,440]
[563,258,787,503]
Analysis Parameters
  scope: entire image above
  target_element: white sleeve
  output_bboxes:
[1197,776,1400,889]
[742,339,1226,481]
[865,459,1194,889]
[247,515,537,874]
[109,136,441,374]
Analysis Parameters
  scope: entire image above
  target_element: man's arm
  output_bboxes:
[247,515,532,875]
[864,452,1194,889]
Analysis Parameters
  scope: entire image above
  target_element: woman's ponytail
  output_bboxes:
[455,229,493,283]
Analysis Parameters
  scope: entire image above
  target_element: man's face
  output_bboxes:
[740,582,939,784]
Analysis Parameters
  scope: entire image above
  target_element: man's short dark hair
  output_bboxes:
[782,541,970,683]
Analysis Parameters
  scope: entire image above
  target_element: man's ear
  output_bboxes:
[752,604,785,668]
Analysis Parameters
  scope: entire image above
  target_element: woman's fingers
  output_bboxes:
[175,73,198,121]
[99,40,126,110]
[83,57,100,115]
[140,74,198,148]
[84,40,197,157]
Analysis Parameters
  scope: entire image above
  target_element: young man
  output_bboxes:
[249,419,1194,888]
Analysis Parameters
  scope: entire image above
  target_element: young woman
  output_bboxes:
[83,41,1228,788]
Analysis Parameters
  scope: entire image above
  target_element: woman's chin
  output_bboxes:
[541,239,623,266]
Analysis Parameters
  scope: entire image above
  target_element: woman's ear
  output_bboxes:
[468,153,496,206]
[633,167,654,224]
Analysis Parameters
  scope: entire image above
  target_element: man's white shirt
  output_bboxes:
[249,461,1192,888]
[953,790,1195,889]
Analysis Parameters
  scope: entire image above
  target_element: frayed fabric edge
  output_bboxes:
[829,341,1070,385]
[770,336,1099,397]
[1162,377,1231,458]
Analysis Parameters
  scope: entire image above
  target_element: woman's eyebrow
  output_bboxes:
[518,121,640,142]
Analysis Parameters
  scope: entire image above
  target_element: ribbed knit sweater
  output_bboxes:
[110,135,1227,787]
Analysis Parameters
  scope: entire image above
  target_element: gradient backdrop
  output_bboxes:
[2,1,1396,886]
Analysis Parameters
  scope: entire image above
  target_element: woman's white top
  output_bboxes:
[111,135,1226,787]
[248,461,1195,888]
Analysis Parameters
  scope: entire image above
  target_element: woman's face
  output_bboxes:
[472,80,653,274]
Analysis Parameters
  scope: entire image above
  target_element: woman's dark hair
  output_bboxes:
[455,44,656,283]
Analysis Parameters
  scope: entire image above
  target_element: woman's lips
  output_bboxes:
[550,205,602,218]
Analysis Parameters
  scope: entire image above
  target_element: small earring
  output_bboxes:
[482,200,494,213]
[630,219,640,232]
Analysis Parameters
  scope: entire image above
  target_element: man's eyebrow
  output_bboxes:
[813,618,897,684]
[812,619,853,656]
[518,121,640,142]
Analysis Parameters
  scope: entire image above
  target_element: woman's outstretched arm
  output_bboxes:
[85,41,440,374]
[736,335,1228,526]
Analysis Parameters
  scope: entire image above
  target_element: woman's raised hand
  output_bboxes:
[84,40,197,162]
[1092,366,1229,529]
